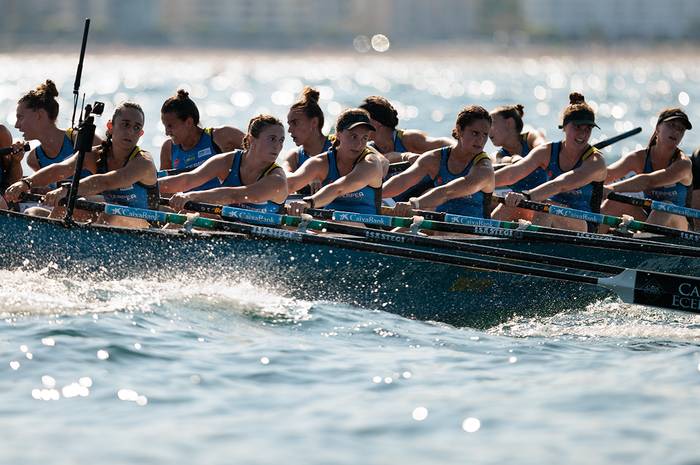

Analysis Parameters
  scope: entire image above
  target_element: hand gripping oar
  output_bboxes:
[20,194,700,316]
[607,192,700,220]
[498,196,700,244]
[162,199,622,275]
[0,143,30,157]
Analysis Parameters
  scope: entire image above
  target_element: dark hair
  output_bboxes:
[491,104,524,132]
[18,80,60,121]
[560,92,596,128]
[649,107,692,147]
[161,89,200,126]
[242,114,283,150]
[290,86,324,130]
[452,105,492,139]
[359,95,399,129]
[101,102,145,154]
[332,108,374,148]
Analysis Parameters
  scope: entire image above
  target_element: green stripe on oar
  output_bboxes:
[174,200,623,275]
[20,193,700,315]
[607,192,700,220]
[501,196,700,244]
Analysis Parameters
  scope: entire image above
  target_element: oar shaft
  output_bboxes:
[608,192,700,220]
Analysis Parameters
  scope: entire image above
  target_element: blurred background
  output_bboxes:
[1,0,699,167]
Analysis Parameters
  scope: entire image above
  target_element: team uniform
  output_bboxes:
[432,147,492,218]
[170,128,222,191]
[321,147,382,215]
[642,148,692,207]
[98,147,160,210]
[374,129,435,203]
[496,132,548,193]
[296,136,333,196]
[219,149,284,213]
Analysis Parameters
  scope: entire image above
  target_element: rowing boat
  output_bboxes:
[3,205,699,328]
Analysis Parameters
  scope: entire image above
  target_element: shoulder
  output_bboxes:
[676,150,693,168]
[213,126,245,147]
[0,124,11,143]
[399,129,428,144]
[160,139,173,151]
[136,149,155,164]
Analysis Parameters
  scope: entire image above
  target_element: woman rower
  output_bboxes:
[0,124,23,209]
[159,89,244,189]
[14,80,100,183]
[489,104,547,221]
[382,105,494,218]
[360,95,452,202]
[5,102,158,228]
[280,87,333,194]
[161,115,288,213]
[692,146,700,231]
[498,92,607,232]
[602,108,693,230]
[286,108,384,215]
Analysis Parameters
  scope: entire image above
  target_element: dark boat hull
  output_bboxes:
[0,210,625,328]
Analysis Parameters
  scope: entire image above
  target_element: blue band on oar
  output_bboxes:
[649,200,700,220]
[548,205,606,224]
[104,204,168,222]
[442,213,505,228]
[331,211,394,226]
[220,206,283,226]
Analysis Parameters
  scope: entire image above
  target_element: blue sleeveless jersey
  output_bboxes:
[548,142,603,212]
[432,147,492,218]
[297,136,333,168]
[171,128,222,191]
[498,133,548,192]
[643,148,691,207]
[323,148,381,214]
[220,149,284,213]
[99,146,160,210]
[36,129,91,186]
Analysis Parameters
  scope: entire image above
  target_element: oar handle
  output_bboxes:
[606,192,649,207]
[0,143,30,157]
[387,161,409,175]
[494,194,549,212]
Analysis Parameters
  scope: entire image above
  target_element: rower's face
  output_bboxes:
[14,103,41,139]
[337,126,371,154]
[456,119,491,153]
[656,120,686,147]
[488,114,509,146]
[563,123,593,147]
[161,111,193,145]
[249,124,285,159]
[110,108,144,148]
[287,109,316,146]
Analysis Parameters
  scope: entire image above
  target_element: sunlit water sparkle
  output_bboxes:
[1,49,700,465]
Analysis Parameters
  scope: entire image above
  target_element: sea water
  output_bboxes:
[1,48,700,465]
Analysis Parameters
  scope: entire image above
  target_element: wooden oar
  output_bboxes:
[19,194,700,315]
[498,196,700,244]
[301,206,700,259]
[165,199,623,274]
[607,192,700,220]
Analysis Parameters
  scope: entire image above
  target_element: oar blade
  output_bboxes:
[599,269,700,314]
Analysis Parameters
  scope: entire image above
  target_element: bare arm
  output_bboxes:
[279,148,300,173]
[160,140,173,170]
[605,150,644,183]
[401,130,452,153]
[529,153,607,201]
[286,156,327,193]
[414,158,494,210]
[382,150,440,198]
[182,168,288,206]
[607,156,692,193]
[494,144,550,187]
[309,154,383,208]
[526,130,546,150]
[77,151,156,196]
[159,152,231,194]
[213,126,245,152]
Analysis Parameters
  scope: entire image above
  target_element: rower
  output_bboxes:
[0,124,22,210]
[14,80,100,187]
[161,115,288,213]
[498,92,607,232]
[489,104,547,222]
[382,105,494,218]
[286,109,384,215]
[159,89,244,190]
[602,108,693,230]
[359,95,452,202]
[5,102,159,228]
[280,86,333,194]
[692,146,700,231]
